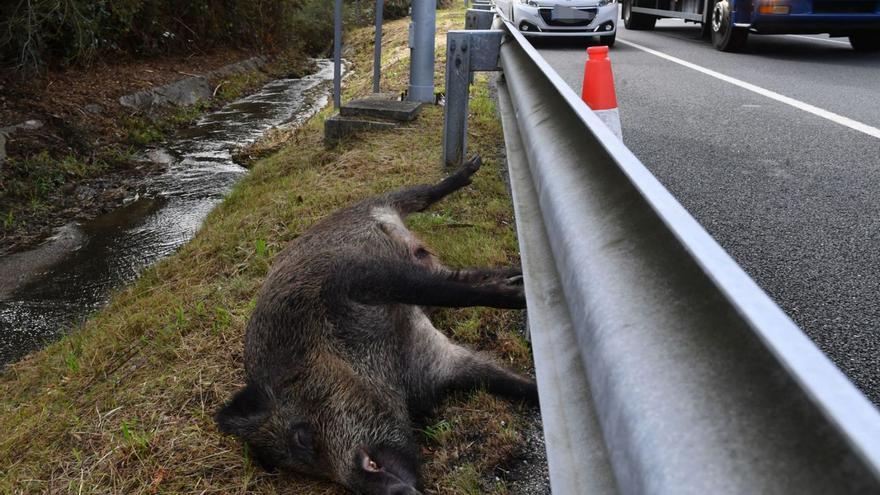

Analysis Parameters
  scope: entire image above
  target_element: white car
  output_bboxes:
[494,0,619,45]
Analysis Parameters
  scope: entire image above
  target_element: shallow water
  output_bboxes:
[0,60,335,366]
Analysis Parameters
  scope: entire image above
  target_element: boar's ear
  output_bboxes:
[215,383,271,438]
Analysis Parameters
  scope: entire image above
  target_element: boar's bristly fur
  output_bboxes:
[216,157,537,495]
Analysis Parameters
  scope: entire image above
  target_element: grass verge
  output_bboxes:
[0,6,540,494]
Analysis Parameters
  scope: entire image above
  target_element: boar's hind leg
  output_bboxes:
[390,156,482,215]
[342,258,525,309]
[440,349,539,405]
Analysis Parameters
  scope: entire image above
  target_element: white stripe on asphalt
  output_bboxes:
[617,38,880,140]
[787,34,851,45]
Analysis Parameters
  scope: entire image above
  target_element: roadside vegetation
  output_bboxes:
[0,0,426,252]
[0,0,417,71]
[0,6,542,494]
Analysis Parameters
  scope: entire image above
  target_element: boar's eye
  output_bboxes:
[414,247,430,259]
[361,453,383,473]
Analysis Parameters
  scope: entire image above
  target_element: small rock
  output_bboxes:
[142,148,175,165]
[122,193,140,206]
[74,185,97,202]
[84,104,104,115]
[20,119,43,130]
[100,187,126,203]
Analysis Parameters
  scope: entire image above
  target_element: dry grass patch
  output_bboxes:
[0,6,541,494]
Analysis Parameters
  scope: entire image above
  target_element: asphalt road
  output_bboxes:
[532,18,880,404]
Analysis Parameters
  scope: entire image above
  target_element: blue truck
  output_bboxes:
[621,0,880,51]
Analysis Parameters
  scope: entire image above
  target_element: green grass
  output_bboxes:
[0,7,537,494]
[215,70,271,102]
[1,151,106,201]
[122,102,213,146]
[423,419,454,444]
[439,462,511,495]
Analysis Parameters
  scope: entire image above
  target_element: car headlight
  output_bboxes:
[598,0,618,5]
[518,0,540,6]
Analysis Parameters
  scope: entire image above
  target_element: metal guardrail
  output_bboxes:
[443,11,880,495]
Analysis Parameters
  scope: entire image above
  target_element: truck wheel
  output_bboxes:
[623,0,656,30]
[849,33,880,52]
[700,0,712,38]
[710,0,748,51]
[700,21,712,39]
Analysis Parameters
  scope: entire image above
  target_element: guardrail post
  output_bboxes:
[442,32,472,168]
[442,29,503,168]
[465,8,495,30]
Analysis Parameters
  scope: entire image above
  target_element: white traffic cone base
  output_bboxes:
[595,108,622,141]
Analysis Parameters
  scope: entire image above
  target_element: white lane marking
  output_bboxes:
[787,34,851,45]
[617,38,880,140]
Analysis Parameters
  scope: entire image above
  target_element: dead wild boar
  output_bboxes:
[216,156,537,494]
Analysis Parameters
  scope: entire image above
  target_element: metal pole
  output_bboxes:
[373,0,384,93]
[333,0,343,109]
[408,0,436,102]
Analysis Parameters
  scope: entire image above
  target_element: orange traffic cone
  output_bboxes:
[581,46,622,140]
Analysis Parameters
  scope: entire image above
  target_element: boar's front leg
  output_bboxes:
[336,258,526,309]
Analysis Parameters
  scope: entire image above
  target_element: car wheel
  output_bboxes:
[710,0,748,52]
[623,0,656,30]
[849,33,880,52]
[599,32,617,47]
